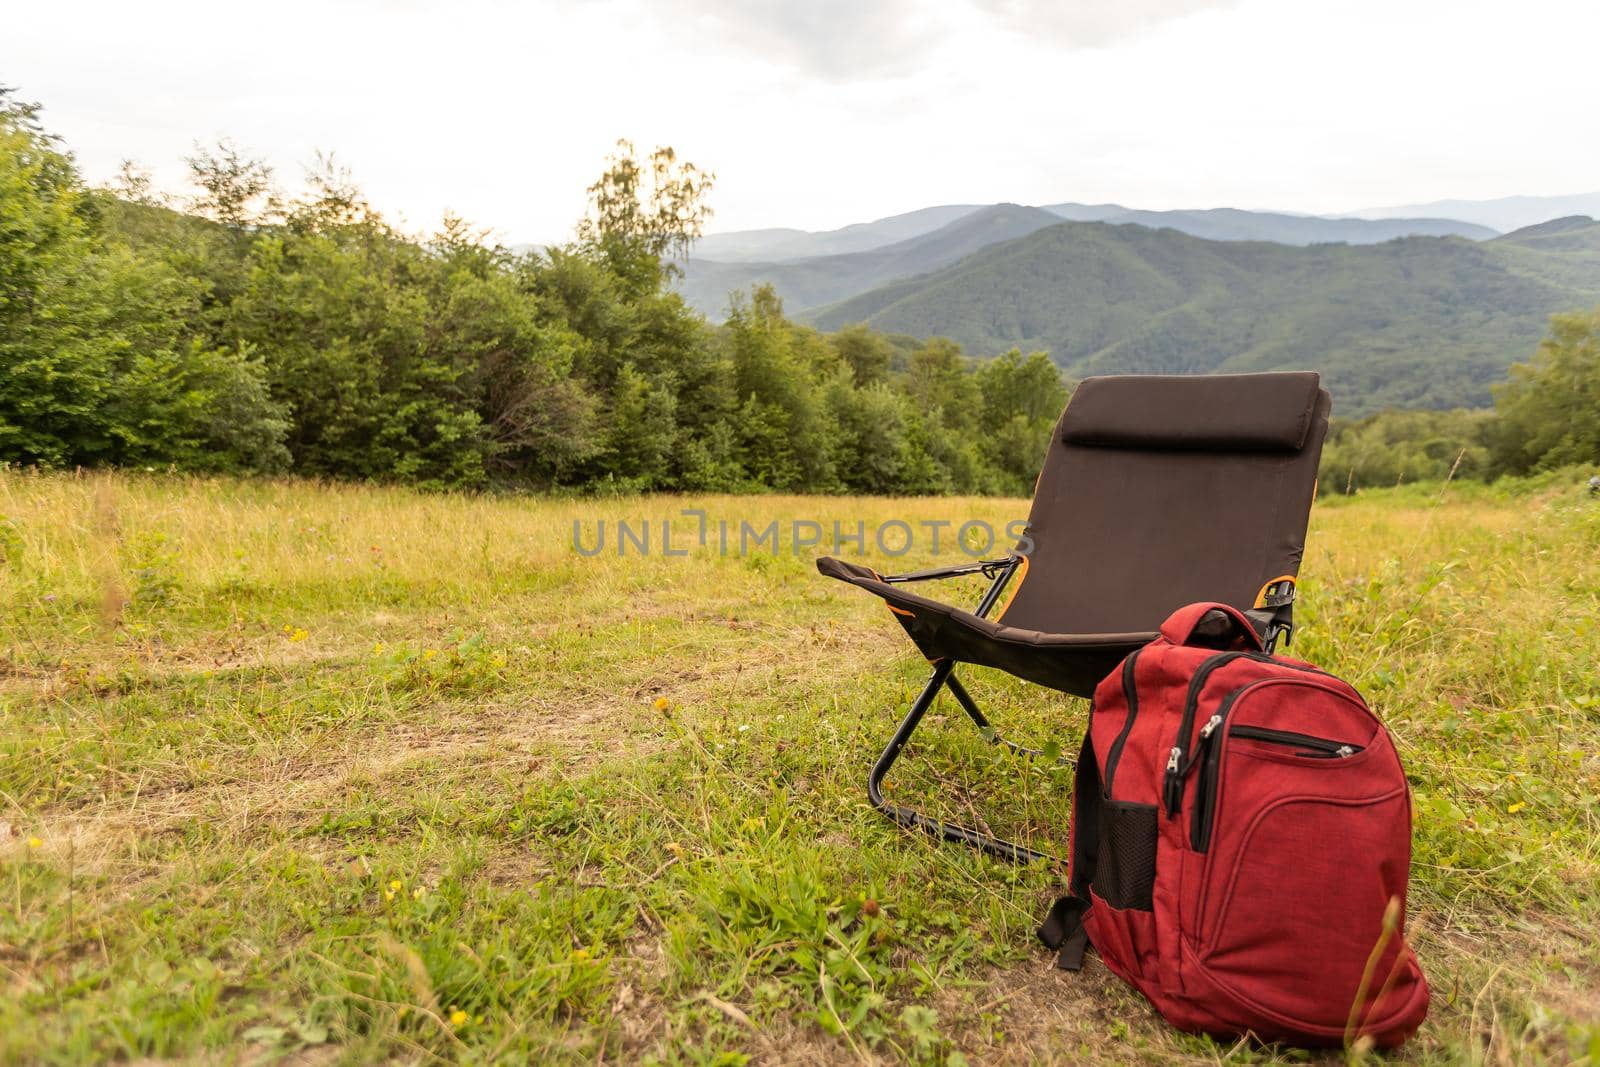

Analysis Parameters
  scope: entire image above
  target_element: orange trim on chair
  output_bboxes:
[1253,574,1297,609]
[887,604,916,618]
[994,555,1030,622]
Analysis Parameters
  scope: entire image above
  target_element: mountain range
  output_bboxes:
[1040,204,1495,244]
[671,193,1600,414]
[674,204,1062,316]
[685,192,1599,273]
[1337,193,1600,232]
[804,215,1600,414]
[688,204,985,262]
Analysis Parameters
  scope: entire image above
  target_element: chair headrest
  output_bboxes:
[1060,372,1323,453]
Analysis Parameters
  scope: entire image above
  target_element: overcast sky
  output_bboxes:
[6,0,1598,244]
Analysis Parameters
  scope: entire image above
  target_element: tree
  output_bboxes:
[287,151,372,233]
[831,324,892,385]
[977,350,1070,493]
[602,362,678,488]
[6,98,1124,497]
[0,96,288,471]
[722,285,838,490]
[185,138,276,232]
[907,337,981,436]
[978,349,1068,426]
[825,374,911,492]
[110,159,165,206]
[1319,409,1491,492]
[1490,307,1600,475]
[575,139,714,280]
[225,220,496,487]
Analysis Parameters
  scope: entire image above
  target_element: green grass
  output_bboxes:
[1,471,1597,1064]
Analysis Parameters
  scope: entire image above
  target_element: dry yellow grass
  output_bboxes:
[1,470,1597,1063]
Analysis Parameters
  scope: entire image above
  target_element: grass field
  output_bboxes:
[1,471,1597,1064]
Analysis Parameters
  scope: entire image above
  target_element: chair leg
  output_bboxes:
[867,661,1050,865]
[946,673,1044,758]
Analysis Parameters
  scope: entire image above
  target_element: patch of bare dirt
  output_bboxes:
[16,629,904,882]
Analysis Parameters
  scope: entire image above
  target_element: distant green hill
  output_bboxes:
[672,204,1062,318]
[688,204,984,262]
[688,200,1505,267]
[1488,214,1600,254]
[1042,203,1496,244]
[95,194,224,248]
[677,204,1504,321]
[804,218,1600,414]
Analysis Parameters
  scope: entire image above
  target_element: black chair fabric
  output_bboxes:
[818,372,1331,697]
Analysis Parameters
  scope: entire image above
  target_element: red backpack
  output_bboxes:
[1039,602,1430,1047]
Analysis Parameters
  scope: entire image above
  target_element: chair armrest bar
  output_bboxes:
[880,557,1016,584]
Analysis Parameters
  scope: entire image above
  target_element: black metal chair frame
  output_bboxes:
[868,556,1291,865]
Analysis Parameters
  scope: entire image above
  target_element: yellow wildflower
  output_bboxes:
[653,696,671,711]
[450,1009,468,1027]
[27,836,43,849]
[412,886,426,900]
[289,627,309,642]
[572,948,591,961]
[1507,801,1527,814]
[389,879,403,891]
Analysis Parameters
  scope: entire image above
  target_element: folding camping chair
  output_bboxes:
[817,372,1332,863]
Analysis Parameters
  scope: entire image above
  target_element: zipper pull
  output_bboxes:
[1162,747,1183,814]
[1169,717,1223,815]
[1335,744,1355,758]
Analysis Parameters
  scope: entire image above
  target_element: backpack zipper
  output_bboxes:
[1161,650,1254,814]
[1100,648,1143,792]
[1163,652,1325,816]
[1230,724,1362,760]
[1190,687,1362,852]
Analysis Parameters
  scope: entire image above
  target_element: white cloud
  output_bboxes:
[641,0,946,80]
[970,0,1243,48]
[3,0,1597,244]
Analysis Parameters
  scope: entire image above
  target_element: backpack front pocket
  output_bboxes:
[1193,789,1413,1031]
[1186,681,1414,1032]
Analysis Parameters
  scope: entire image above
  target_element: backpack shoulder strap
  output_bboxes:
[1038,895,1089,970]
[1037,730,1101,971]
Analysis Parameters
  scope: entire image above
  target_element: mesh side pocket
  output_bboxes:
[1092,800,1158,911]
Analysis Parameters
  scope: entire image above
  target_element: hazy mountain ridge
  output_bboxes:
[801,217,1600,415]
[689,204,984,262]
[1344,193,1600,232]
[1490,215,1600,253]
[685,194,1561,271]
[1042,204,1495,244]
[672,204,1061,317]
[672,196,1564,320]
